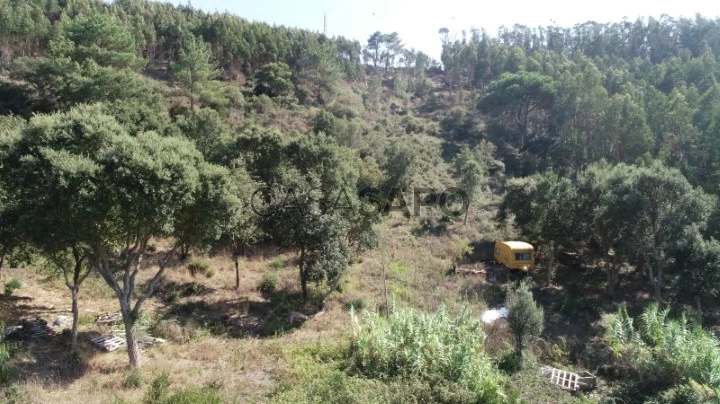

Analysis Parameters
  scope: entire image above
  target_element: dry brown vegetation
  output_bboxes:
[0,201,527,403]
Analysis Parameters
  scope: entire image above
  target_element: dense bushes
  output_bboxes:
[0,325,13,383]
[350,306,506,402]
[608,303,720,396]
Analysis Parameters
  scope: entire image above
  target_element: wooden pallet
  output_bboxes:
[540,365,595,391]
[96,312,123,325]
[91,334,126,352]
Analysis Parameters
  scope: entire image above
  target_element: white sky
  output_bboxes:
[172,0,720,60]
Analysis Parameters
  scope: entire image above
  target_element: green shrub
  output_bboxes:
[274,343,497,404]
[270,258,284,270]
[2,384,29,404]
[142,372,221,404]
[123,367,144,388]
[187,283,203,296]
[78,314,95,325]
[4,279,21,296]
[350,306,505,401]
[187,258,211,278]
[497,351,523,374]
[1,326,13,383]
[505,281,544,357]
[483,284,506,308]
[144,372,170,404]
[165,388,223,404]
[204,268,215,278]
[608,303,720,392]
[647,381,720,404]
[164,291,181,304]
[257,272,278,294]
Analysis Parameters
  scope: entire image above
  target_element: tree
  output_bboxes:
[612,162,714,301]
[93,132,240,368]
[54,14,143,69]
[498,172,580,284]
[453,146,485,224]
[675,231,720,313]
[506,281,544,356]
[576,162,630,296]
[380,32,402,73]
[176,108,231,164]
[2,104,240,366]
[384,140,422,191]
[225,161,260,290]
[364,74,382,110]
[0,116,24,278]
[479,72,556,161]
[45,248,92,352]
[237,131,371,299]
[253,62,294,97]
[0,106,120,352]
[262,176,351,300]
[364,32,383,69]
[171,35,220,110]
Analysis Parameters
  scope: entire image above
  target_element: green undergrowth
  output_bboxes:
[270,306,517,403]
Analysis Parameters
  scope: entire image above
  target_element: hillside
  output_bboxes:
[2,1,720,403]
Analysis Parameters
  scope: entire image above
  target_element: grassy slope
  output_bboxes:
[0,75,680,403]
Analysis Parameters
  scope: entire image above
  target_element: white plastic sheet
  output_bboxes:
[481,307,508,324]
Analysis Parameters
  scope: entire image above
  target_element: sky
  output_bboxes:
[170,0,720,60]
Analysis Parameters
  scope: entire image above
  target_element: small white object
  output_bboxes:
[54,316,70,327]
[481,307,508,324]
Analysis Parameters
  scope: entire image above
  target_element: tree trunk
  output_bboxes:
[121,308,141,368]
[647,262,662,302]
[606,255,619,297]
[299,248,308,300]
[546,243,555,286]
[70,287,79,352]
[0,253,4,280]
[234,255,240,290]
[516,333,524,356]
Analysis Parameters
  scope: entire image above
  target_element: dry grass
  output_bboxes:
[0,198,516,403]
